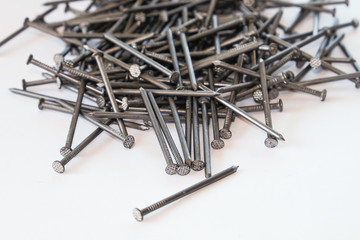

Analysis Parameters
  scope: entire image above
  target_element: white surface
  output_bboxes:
[1,1,360,240]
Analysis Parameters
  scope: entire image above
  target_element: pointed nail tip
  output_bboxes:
[279,135,285,141]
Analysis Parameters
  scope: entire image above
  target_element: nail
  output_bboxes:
[10,88,103,112]
[185,97,192,154]
[199,97,212,178]
[259,59,278,148]
[60,79,86,156]
[58,99,134,148]
[179,29,198,90]
[166,29,184,89]
[147,91,190,176]
[281,80,327,101]
[207,69,224,149]
[220,55,245,139]
[298,72,360,86]
[181,40,263,75]
[168,97,192,167]
[22,77,57,90]
[200,84,285,141]
[192,97,205,171]
[59,62,102,83]
[93,52,131,137]
[204,0,217,28]
[0,18,29,48]
[139,88,178,175]
[27,55,104,95]
[52,119,113,173]
[154,17,245,53]
[104,33,179,82]
[133,165,239,221]
[112,88,218,97]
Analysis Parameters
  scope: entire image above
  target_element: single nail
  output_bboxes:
[179,28,198,90]
[259,59,278,148]
[104,33,179,82]
[93,52,131,137]
[133,165,239,221]
[60,79,86,156]
[199,97,212,178]
[22,77,57,90]
[192,97,205,171]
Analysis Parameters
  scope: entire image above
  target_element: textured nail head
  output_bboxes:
[165,164,179,175]
[52,160,65,174]
[96,96,106,108]
[60,146,72,156]
[123,135,135,149]
[219,128,232,139]
[191,160,205,171]
[310,57,322,69]
[265,137,278,148]
[253,89,264,103]
[211,139,225,150]
[177,165,191,176]
[129,64,141,78]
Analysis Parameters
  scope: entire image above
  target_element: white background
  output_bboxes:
[0,1,360,239]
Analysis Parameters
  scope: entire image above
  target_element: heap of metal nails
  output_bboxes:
[4,0,359,177]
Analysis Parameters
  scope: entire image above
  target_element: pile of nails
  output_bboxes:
[5,0,359,177]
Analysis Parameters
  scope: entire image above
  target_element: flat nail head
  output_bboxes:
[253,89,264,103]
[265,137,278,148]
[169,71,180,83]
[165,164,179,175]
[198,97,209,104]
[52,160,65,174]
[321,89,327,101]
[129,64,141,78]
[278,99,284,112]
[219,128,232,139]
[26,54,33,65]
[123,135,135,149]
[22,79,27,90]
[96,96,106,107]
[38,98,45,110]
[56,77,62,89]
[352,18,359,28]
[191,160,205,171]
[177,165,191,176]
[268,43,278,55]
[133,208,143,222]
[60,146,72,156]
[310,57,321,69]
[92,52,104,58]
[211,139,225,150]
